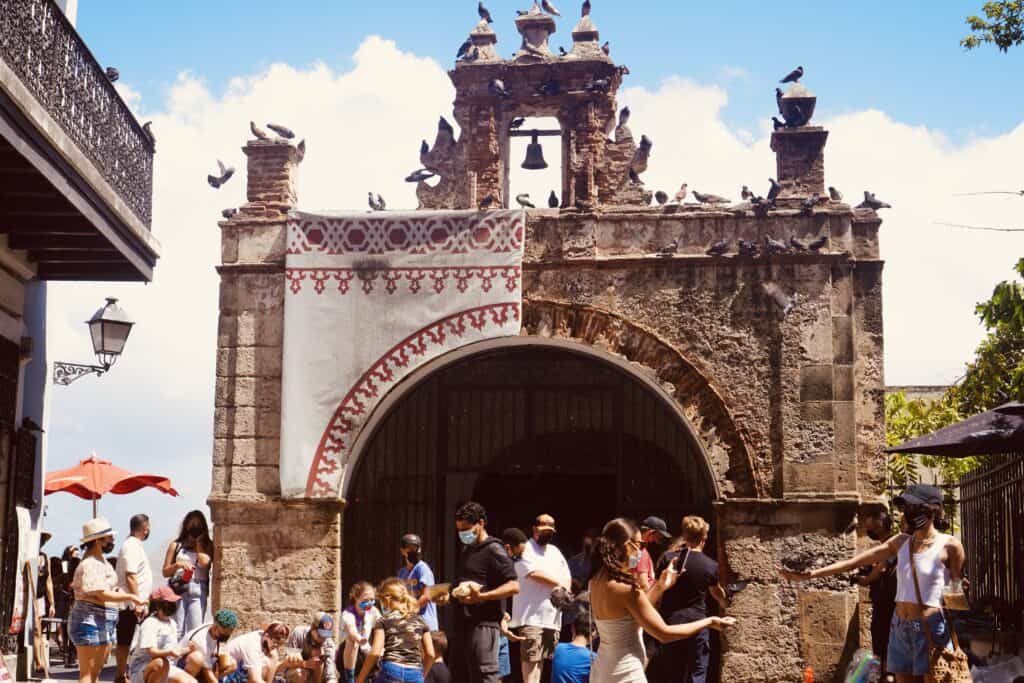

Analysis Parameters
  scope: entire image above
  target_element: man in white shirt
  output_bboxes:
[511,514,571,683]
[116,514,154,683]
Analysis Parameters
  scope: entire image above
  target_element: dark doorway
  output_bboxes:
[342,346,716,591]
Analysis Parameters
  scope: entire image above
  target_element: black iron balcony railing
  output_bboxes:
[0,0,154,227]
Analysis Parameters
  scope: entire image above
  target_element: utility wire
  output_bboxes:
[934,221,1024,232]
[952,190,1024,197]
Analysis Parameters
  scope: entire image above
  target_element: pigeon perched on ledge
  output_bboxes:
[516,193,535,208]
[780,66,804,84]
[267,123,295,139]
[856,191,892,210]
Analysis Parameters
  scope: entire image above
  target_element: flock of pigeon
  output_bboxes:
[208,122,306,219]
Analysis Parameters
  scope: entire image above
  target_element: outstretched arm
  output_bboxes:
[624,585,733,644]
[780,535,902,582]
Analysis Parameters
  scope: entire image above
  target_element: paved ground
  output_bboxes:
[42,657,115,682]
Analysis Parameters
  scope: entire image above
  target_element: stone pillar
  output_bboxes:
[210,136,342,631]
[770,127,828,199]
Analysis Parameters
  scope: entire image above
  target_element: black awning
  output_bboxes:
[886,402,1024,457]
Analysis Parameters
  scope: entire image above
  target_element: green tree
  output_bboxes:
[962,1,1024,51]
[885,392,976,491]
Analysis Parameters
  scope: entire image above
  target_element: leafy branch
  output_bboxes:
[962,1,1024,51]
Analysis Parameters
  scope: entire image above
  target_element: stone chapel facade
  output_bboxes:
[210,8,886,682]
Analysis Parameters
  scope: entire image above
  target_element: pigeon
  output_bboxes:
[629,135,652,176]
[767,178,782,202]
[463,46,480,62]
[586,78,611,93]
[250,121,269,140]
[207,160,235,189]
[807,235,828,252]
[780,66,804,84]
[601,41,610,56]
[517,9,528,15]
[536,79,561,96]
[377,194,386,210]
[763,282,798,316]
[548,190,559,208]
[706,239,730,256]
[618,106,631,128]
[738,239,760,258]
[267,123,295,139]
[654,190,669,205]
[368,192,383,211]
[405,168,436,183]
[772,116,785,131]
[828,186,843,201]
[479,194,497,210]
[510,117,526,130]
[558,46,568,56]
[785,103,808,128]
[541,0,562,16]
[751,199,773,218]
[775,87,784,114]
[800,195,827,215]
[693,191,730,204]
[478,1,493,23]
[725,580,751,597]
[618,64,631,76]
[142,121,155,143]
[656,239,678,258]
[741,185,753,200]
[628,168,640,184]
[489,79,511,98]
[105,67,119,83]
[671,184,688,204]
[856,191,892,210]
[439,116,455,137]
[221,208,238,219]
[457,39,473,60]
[789,236,807,252]
[582,0,591,16]
[295,139,306,164]
[763,235,788,254]
[516,193,535,208]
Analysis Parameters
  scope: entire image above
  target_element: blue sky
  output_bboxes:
[39,1,1024,562]
[79,1,1024,142]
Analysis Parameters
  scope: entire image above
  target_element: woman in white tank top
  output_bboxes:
[779,484,965,683]
[588,518,736,683]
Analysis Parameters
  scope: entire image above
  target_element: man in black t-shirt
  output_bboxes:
[852,510,897,681]
[650,516,726,683]
[438,502,519,683]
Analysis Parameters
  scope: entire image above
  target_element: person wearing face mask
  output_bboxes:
[780,484,966,683]
[340,582,381,683]
[127,586,196,683]
[163,510,214,638]
[281,612,339,683]
[510,514,572,683]
[849,510,897,682]
[69,517,148,683]
[398,534,439,631]
[434,501,519,683]
[181,608,240,683]
[116,514,154,683]
[225,622,291,683]
[569,529,599,586]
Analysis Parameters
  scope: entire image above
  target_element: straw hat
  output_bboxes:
[80,517,116,544]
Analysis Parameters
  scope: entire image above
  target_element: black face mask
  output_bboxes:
[866,530,880,542]
[214,632,230,643]
[101,541,115,554]
[161,603,178,617]
[405,550,420,565]
[536,532,554,546]
[188,527,203,538]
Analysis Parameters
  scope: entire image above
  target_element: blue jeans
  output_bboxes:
[174,580,209,638]
[68,601,118,647]
[377,661,422,683]
[887,612,952,676]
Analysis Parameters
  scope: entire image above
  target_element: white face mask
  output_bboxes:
[627,553,640,569]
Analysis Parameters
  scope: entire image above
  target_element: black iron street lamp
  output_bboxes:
[53,298,135,386]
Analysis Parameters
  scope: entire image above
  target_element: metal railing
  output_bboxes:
[959,454,1024,629]
[0,0,154,227]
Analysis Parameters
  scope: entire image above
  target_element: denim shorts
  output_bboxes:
[68,600,119,647]
[377,660,422,683]
[887,612,952,675]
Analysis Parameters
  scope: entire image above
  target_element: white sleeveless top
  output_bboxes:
[895,533,951,607]
[591,616,646,683]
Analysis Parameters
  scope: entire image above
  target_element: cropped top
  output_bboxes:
[894,533,951,608]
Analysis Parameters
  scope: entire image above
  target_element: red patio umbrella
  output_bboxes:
[45,452,179,516]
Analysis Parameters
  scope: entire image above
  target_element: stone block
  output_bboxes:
[228,464,258,494]
[218,310,285,349]
[213,438,279,467]
[235,224,288,264]
[217,346,283,378]
[799,590,853,643]
[831,266,853,316]
[800,308,833,363]
[833,402,855,455]
[800,401,833,422]
[833,316,853,364]
[217,376,282,410]
[800,365,833,402]
[784,462,836,494]
[833,365,854,401]
[257,465,281,495]
[721,653,800,683]
[260,579,338,612]
[220,543,340,582]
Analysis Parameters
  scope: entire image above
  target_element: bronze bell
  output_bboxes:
[521,132,548,170]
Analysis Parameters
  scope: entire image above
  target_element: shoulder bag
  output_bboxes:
[168,543,189,595]
[908,538,971,683]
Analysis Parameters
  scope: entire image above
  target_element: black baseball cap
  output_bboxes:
[641,516,671,538]
[401,533,422,548]
[894,484,942,507]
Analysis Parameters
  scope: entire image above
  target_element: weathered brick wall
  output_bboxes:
[212,122,887,679]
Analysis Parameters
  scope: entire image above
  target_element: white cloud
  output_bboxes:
[717,65,750,82]
[40,36,1024,547]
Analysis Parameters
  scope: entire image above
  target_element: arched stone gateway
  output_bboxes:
[209,16,889,680]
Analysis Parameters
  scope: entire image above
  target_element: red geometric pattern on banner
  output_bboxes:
[288,213,525,255]
[305,302,521,497]
[286,266,521,295]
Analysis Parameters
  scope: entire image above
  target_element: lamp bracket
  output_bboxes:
[53,361,109,386]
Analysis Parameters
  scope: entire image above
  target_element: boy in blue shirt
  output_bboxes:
[551,611,594,683]
[397,533,439,631]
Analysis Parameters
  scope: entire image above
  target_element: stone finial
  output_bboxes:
[241,139,299,213]
[465,20,501,64]
[780,82,817,127]
[513,3,557,63]
[570,15,607,60]
[770,126,829,199]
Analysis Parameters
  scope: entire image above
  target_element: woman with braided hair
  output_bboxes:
[588,519,736,683]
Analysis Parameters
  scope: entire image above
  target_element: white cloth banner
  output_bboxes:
[281,210,525,498]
